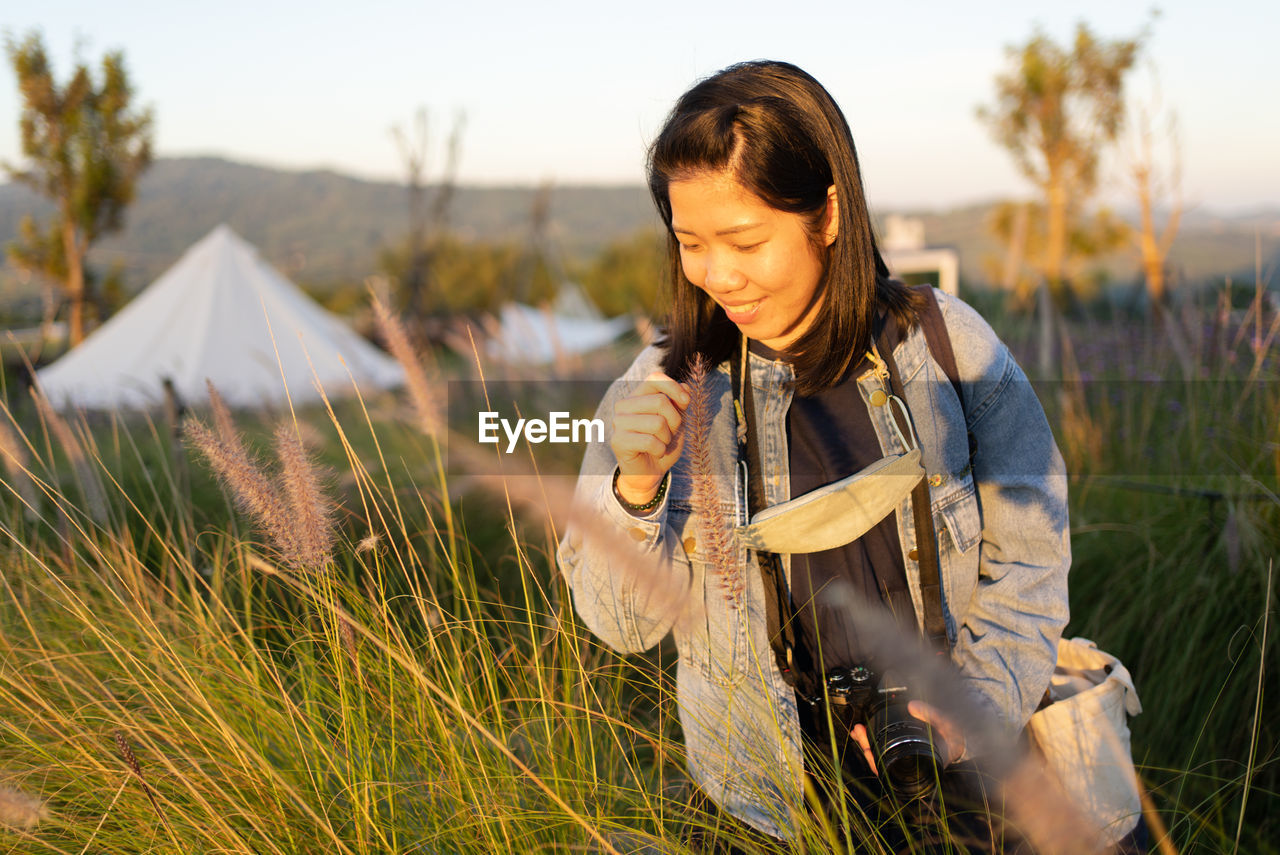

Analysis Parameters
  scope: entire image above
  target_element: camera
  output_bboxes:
[820,665,943,799]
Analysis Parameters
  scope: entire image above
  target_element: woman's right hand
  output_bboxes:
[610,371,691,506]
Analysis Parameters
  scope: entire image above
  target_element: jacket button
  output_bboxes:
[683,536,697,553]
[628,527,646,542]
[908,548,919,561]
[869,389,888,407]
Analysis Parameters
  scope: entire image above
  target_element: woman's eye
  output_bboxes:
[734,242,762,253]
[679,243,702,253]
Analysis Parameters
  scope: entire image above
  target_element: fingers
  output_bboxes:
[613,413,677,458]
[907,700,965,766]
[615,372,689,434]
[637,371,692,409]
[611,372,691,483]
[851,723,877,776]
[855,702,964,777]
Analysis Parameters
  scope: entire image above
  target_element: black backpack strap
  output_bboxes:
[878,317,950,652]
[913,284,976,461]
[913,284,963,409]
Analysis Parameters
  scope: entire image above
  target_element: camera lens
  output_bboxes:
[871,694,942,799]
[881,734,939,798]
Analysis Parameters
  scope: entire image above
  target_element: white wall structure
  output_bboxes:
[881,215,960,296]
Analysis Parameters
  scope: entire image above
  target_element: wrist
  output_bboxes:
[613,470,669,514]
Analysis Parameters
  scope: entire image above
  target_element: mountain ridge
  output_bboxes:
[2,156,1275,302]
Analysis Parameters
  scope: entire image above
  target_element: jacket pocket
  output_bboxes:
[932,475,982,555]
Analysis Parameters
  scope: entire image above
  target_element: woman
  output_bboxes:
[557,60,1070,850]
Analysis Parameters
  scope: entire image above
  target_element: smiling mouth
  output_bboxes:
[721,299,763,317]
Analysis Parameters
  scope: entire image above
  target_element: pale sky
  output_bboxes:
[1,0,1275,212]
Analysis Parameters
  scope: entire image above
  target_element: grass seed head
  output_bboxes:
[114,731,175,837]
[0,415,40,517]
[186,418,299,566]
[114,731,144,780]
[684,354,741,605]
[371,292,442,436]
[30,388,108,524]
[206,380,239,447]
[0,783,49,830]
[273,423,336,571]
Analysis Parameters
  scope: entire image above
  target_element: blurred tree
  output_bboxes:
[1126,67,1182,311]
[977,21,1145,297]
[514,181,565,306]
[378,236,551,316]
[987,200,1129,304]
[574,227,666,319]
[390,108,464,325]
[4,32,153,345]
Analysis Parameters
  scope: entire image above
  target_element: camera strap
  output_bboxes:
[731,335,803,684]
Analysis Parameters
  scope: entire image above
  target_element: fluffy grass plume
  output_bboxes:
[205,380,241,452]
[30,388,108,524]
[0,783,48,830]
[273,423,335,571]
[186,385,336,571]
[684,354,741,605]
[0,413,39,518]
[185,419,298,564]
[371,291,441,436]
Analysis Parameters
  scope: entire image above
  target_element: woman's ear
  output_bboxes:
[823,185,839,246]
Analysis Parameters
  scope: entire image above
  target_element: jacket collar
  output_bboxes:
[715,319,928,390]
[888,319,928,384]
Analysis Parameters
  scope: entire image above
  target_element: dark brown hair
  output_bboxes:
[648,60,921,394]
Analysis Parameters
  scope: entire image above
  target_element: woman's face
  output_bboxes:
[669,170,835,352]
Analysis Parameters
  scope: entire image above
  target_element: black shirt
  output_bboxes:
[748,336,914,677]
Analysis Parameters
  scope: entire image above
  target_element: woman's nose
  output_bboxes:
[704,252,745,293]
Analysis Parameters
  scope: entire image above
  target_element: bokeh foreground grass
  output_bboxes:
[0,297,1276,853]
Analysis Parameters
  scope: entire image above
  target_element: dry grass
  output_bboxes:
[0,293,1272,853]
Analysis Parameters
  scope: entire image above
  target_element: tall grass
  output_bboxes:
[0,294,1274,853]
[1020,293,1280,853]
[0,393,689,852]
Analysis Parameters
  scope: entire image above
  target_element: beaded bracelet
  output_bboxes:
[613,469,669,513]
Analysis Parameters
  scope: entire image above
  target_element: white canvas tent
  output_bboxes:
[36,225,404,409]
[485,304,633,365]
[484,284,634,365]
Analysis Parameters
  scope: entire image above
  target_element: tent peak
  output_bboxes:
[204,223,249,248]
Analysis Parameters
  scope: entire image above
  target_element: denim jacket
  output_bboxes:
[556,290,1070,840]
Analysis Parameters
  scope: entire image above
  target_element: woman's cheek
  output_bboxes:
[682,257,705,288]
